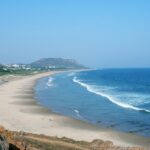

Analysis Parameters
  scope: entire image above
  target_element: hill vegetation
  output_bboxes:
[29,58,87,70]
[0,58,87,76]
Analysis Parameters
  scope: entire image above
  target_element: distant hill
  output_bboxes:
[29,58,87,70]
[0,58,87,75]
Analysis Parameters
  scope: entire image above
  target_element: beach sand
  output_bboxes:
[0,71,150,148]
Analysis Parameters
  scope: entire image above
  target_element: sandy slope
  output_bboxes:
[0,71,149,148]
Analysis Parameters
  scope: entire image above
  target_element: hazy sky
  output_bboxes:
[0,0,150,68]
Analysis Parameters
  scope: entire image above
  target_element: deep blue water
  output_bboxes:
[35,69,150,137]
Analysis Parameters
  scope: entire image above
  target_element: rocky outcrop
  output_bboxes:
[0,126,25,150]
[0,125,147,150]
[0,135,9,150]
[90,139,114,149]
[0,126,9,150]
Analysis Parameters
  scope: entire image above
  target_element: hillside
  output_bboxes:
[29,58,87,70]
[0,58,87,76]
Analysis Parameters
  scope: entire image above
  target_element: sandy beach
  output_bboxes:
[0,71,150,148]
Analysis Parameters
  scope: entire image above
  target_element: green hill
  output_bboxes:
[29,58,87,70]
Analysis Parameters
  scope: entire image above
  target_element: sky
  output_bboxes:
[0,0,150,68]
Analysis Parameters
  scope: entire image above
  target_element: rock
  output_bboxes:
[9,143,20,150]
[90,139,114,150]
[0,126,5,133]
[0,135,9,150]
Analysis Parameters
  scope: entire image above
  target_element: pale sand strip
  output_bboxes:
[0,71,150,148]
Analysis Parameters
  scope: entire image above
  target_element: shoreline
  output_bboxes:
[0,71,150,148]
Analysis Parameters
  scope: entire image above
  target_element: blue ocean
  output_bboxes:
[35,69,150,137]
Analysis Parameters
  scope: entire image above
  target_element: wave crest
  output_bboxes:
[73,77,150,113]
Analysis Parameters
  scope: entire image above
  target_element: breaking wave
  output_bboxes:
[67,72,76,77]
[74,109,80,117]
[73,77,150,113]
[46,77,54,87]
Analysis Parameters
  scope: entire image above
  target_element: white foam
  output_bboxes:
[74,109,83,118]
[73,77,150,113]
[74,109,80,115]
[67,72,76,77]
[46,77,54,87]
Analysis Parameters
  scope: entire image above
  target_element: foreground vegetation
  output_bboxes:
[0,68,36,76]
[0,126,145,150]
[0,65,39,76]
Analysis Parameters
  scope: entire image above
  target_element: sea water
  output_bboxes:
[35,69,150,137]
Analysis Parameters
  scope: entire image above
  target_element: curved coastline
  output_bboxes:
[0,71,150,148]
